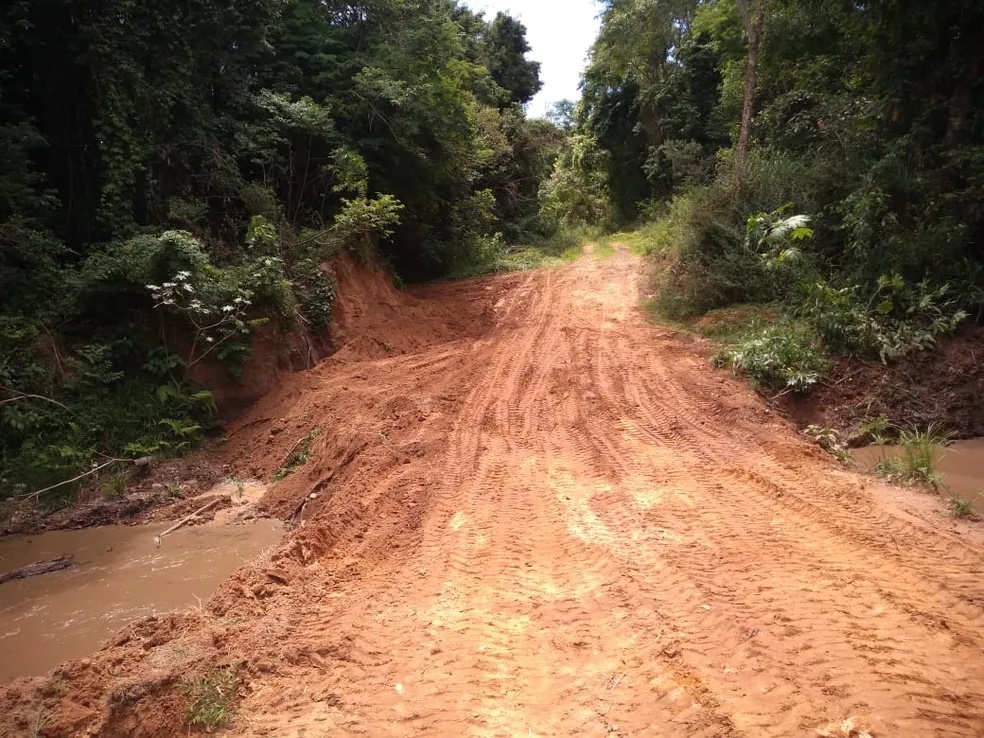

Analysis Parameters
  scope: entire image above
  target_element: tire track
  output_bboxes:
[191,249,984,737]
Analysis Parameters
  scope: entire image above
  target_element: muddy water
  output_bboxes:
[0,518,282,681]
[854,437,984,514]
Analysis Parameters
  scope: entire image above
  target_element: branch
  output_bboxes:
[0,388,73,414]
[15,459,122,501]
[187,326,247,368]
[154,497,223,548]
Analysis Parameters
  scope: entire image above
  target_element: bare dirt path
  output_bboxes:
[5,249,984,737]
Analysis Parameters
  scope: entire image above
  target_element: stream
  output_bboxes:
[854,437,984,514]
[0,517,282,682]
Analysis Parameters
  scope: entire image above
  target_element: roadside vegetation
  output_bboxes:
[546,0,983,396]
[836,419,982,518]
[873,424,952,489]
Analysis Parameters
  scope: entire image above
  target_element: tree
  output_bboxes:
[483,13,543,106]
[580,0,716,220]
[546,100,577,132]
[734,0,765,169]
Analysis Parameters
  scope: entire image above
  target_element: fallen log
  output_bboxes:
[0,555,74,585]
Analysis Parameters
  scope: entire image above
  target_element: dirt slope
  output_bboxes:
[5,249,984,737]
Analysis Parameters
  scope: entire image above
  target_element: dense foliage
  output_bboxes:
[0,0,562,500]
[556,0,984,390]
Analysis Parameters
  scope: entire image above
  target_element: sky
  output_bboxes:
[465,0,602,118]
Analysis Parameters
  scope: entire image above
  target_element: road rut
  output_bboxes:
[226,249,984,737]
[7,248,983,737]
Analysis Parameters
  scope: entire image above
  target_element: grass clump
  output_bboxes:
[99,471,128,500]
[712,323,828,393]
[183,666,241,731]
[897,424,950,483]
[272,427,323,482]
[873,423,951,487]
[948,496,974,518]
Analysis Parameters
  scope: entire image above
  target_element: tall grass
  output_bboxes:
[874,423,952,487]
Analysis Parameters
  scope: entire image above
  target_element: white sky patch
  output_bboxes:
[464,0,602,118]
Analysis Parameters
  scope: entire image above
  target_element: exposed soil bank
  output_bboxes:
[780,323,984,442]
[0,252,510,539]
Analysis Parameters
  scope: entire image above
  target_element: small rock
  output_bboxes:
[264,569,291,585]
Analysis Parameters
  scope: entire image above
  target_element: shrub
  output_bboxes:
[332,194,404,265]
[798,274,967,361]
[874,423,951,488]
[292,261,337,334]
[948,496,974,518]
[713,323,829,393]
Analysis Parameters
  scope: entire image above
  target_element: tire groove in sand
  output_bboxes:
[171,250,984,737]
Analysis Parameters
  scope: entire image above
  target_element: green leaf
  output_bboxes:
[790,226,814,242]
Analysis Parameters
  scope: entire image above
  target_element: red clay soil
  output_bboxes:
[4,250,984,737]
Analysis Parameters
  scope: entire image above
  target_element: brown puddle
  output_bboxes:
[854,437,984,514]
[0,516,282,682]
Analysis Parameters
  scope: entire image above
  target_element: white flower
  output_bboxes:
[205,336,215,343]
[175,271,191,280]
[222,305,234,313]
[182,284,194,293]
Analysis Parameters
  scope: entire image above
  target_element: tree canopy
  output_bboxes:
[0,0,562,499]
[544,0,984,392]
[562,0,984,285]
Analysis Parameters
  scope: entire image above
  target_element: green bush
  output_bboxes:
[2,231,262,501]
[1,370,216,503]
[798,275,967,361]
[713,323,829,393]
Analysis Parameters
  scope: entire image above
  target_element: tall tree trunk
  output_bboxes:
[735,0,765,171]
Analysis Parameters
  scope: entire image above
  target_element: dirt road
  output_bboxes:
[6,249,984,737]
